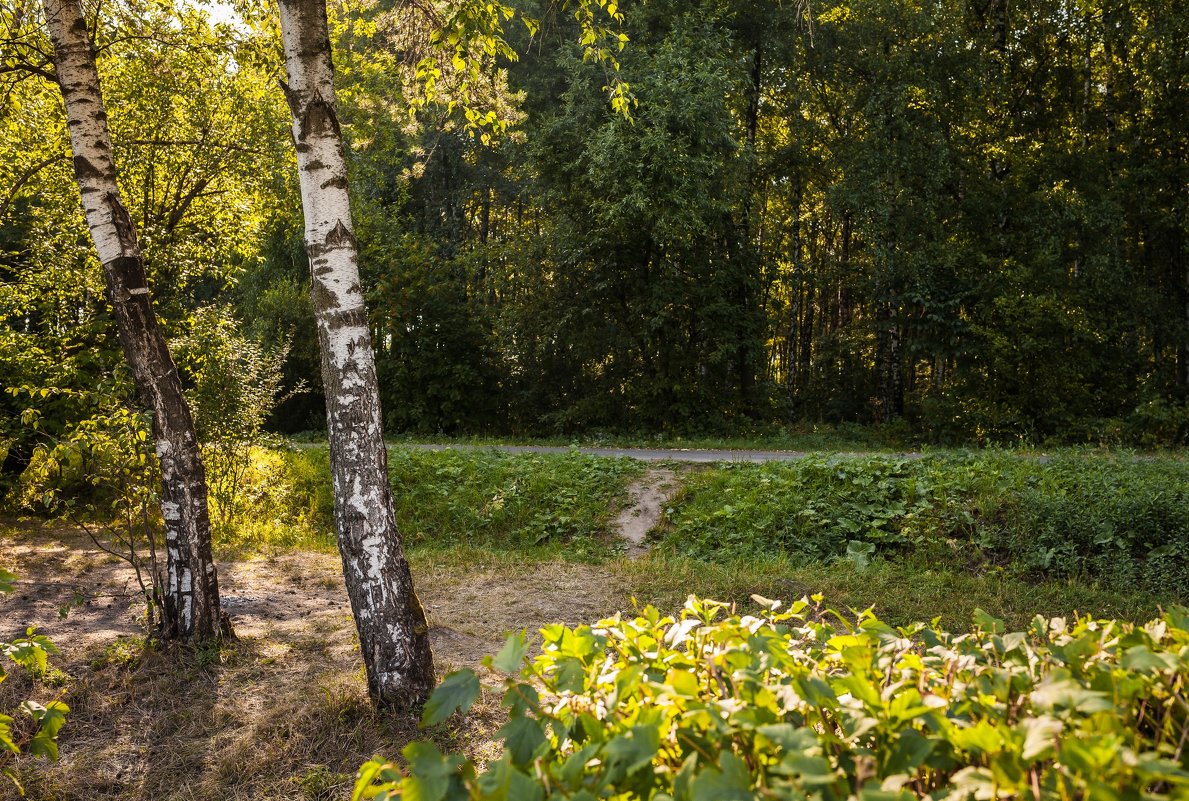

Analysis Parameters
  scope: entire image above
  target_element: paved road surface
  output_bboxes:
[391,443,921,463]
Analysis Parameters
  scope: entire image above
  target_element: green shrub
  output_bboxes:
[229,447,641,557]
[355,595,1189,801]
[661,453,1189,597]
[208,446,337,553]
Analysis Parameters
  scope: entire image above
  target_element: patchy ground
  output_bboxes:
[0,521,631,801]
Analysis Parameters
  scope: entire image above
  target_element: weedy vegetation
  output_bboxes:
[4,447,1189,799]
[658,452,1189,601]
[359,596,1189,801]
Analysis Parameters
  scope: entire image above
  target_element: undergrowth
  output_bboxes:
[658,452,1189,599]
[616,552,1166,631]
[387,449,643,558]
[283,448,643,560]
[361,597,1189,801]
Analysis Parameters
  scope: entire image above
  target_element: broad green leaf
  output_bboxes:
[421,670,481,727]
[498,715,547,766]
[604,724,660,776]
[690,751,752,801]
[401,741,465,801]
[1120,645,1177,673]
[24,700,68,761]
[489,632,529,675]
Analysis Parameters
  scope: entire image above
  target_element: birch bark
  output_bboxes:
[43,0,223,641]
[276,0,436,707]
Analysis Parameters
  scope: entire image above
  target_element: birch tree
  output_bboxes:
[276,0,436,708]
[42,0,224,642]
[274,0,630,707]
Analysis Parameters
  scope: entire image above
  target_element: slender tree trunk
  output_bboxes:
[875,302,904,421]
[43,0,223,642]
[1179,253,1189,395]
[276,0,435,709]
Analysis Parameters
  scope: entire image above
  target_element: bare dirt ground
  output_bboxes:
[611,469,679,558]
[0,521,631,801]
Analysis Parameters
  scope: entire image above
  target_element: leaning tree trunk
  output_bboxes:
[276,0,435,708]
[43,0,223,641]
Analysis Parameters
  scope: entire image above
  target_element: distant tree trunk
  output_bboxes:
[43,0,223,641]
[276,0,435,709]
[875,302,904,421]
[1179,254,1189,395]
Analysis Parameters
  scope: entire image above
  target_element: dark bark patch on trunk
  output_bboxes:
[300,95,341,140]
[324,219,355,248]
[278,79,301,119]
[104,192,139,250]
[72,154,104,180]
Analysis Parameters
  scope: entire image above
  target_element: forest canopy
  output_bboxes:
[2,0,1187,450]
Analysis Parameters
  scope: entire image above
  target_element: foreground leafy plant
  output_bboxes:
[356,595,1189,800]
[0,569,68,794]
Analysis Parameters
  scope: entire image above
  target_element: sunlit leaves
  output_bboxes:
[358,596,1189,800]
[392,0,633,134]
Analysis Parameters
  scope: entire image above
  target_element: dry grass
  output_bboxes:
[0,522,625,801]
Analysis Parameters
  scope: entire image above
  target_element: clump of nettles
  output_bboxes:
[356,595,1189,800]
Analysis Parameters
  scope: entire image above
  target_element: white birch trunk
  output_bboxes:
[276,0,435,707]
[43,0,224,641]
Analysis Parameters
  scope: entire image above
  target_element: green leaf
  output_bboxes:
[351,758,393,801]
[401,741,465,801]
[489,631,528,674]
[0,569,15,594]
[498,715,547,766]
[691,751,752,801]
[1029,680,1114,714]
[0,713,17,755]
[421,670,481,727]
[884,728,934,774]
[972,608,1006,634]
[604,724,660,775]
[757,724,818,753]
[1120,645,1177,673]
[24,700,68,761]
[475,753,544,801]
[1020,716,1063,761]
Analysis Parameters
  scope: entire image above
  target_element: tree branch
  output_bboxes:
[0,154,66,219]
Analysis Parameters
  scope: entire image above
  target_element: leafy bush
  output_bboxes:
[356,595,1189,801]
[661,453,1189,597]
[206,447,337,554]
[979,455,1189,597]
[175,307,304,539]
[8,387,168,621]
[236,447,641,557]
[1,569,68,793]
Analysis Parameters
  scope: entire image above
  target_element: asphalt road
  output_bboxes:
[391,443,918,463]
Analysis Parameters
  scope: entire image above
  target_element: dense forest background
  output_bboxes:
[2,0,1188,451]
